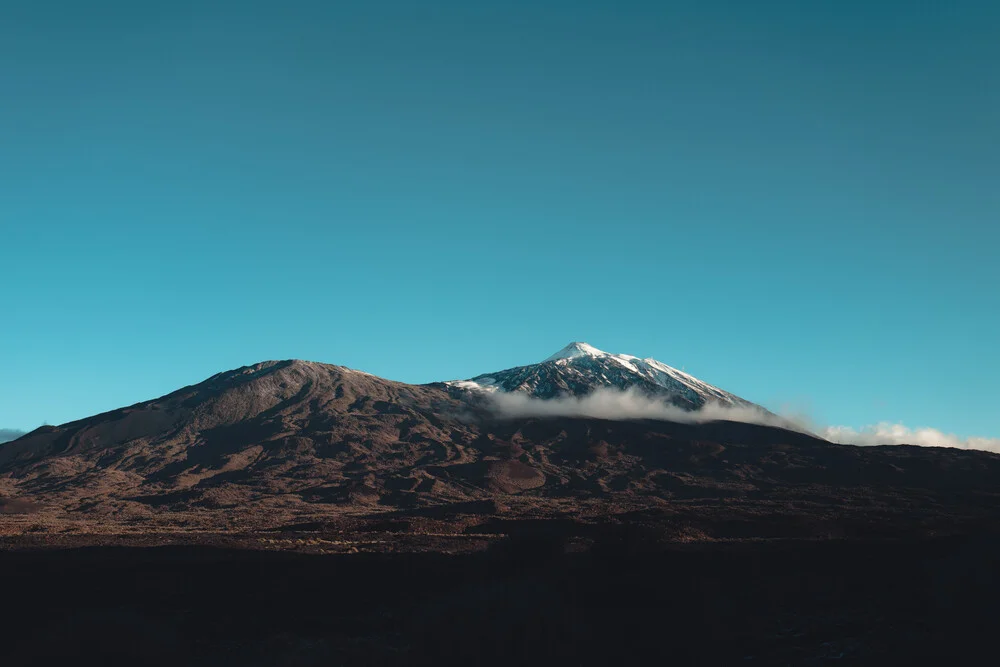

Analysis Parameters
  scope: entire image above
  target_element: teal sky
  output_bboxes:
[1,1,998,438]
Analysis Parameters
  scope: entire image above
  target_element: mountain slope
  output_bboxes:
[458,342,757,410]
[0,360,490,517]
[2,352,999,541]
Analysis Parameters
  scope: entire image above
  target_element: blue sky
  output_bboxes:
[1,0,997,439]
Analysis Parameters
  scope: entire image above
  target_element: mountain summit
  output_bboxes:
[2,348,999,547]
[544,342,607,362]
[460,342,756,410]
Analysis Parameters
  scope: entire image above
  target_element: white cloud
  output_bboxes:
[485,387,807,431]
[0,429,26,444]
[482,389,1000,454]
[822,423,1000,453]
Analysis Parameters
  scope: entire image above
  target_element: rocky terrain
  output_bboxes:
[2,349,999,665]
[0,355,998,542]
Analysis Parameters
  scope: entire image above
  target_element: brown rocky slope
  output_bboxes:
[2,359,999,540]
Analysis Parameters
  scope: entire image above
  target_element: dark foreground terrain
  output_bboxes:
[2,528,999,666]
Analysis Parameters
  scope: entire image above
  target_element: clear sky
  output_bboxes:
[1,1,997,439]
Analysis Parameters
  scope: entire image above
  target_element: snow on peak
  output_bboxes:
[544,342,607,362]
[457,341,760,411]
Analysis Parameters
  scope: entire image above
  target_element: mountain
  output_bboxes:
[3,355,999,667]
[0,360,487,517]
[457,342,757,410]
[2,351,1000,542]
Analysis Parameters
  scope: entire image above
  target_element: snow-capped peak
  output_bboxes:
[544,342,608,362]
[455,341,761,413]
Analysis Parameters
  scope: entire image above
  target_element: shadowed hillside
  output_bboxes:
[1,359,998,542]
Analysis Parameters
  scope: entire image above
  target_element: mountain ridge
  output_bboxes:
[457,341,758,411]
[2,347,999,543]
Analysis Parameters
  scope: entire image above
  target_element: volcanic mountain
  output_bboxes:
[1,347,999,540]
[457,342,757,410]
